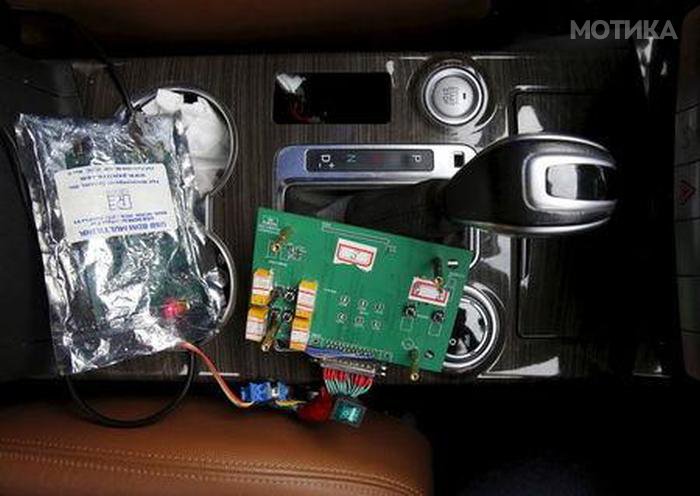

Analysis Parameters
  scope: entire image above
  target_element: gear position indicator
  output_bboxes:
[307,148,434,172]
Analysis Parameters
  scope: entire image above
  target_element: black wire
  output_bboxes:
[59,15,135,119]
[65,350,197,428]
[8,10,195,427]
[15,10,135,119]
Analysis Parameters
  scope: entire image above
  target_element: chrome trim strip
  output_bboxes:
[498,132,611,151]
[465,218,610,236]
[467,228,481,270]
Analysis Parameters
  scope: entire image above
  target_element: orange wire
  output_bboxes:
[179,342,254,408]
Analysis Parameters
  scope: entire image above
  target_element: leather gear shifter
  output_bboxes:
[342,134,617,238]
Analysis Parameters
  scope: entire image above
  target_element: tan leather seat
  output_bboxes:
[0,395,431,495]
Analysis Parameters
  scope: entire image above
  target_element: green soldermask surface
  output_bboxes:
[251,208,473,373]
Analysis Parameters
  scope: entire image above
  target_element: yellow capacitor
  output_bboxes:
[289,316,311,351]
[250,268,274,306]
[295,280,318,319]
[245,306,268,342]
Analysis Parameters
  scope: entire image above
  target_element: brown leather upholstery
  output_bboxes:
[0,396,432,495]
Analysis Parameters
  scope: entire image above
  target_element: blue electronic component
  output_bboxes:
[240,381,291,403]
[275,382,290,401]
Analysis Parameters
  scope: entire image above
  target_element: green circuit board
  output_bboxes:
[248,208,473,373]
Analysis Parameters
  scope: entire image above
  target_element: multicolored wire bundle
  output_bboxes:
[180,341,372,425]
[322,367,374,398]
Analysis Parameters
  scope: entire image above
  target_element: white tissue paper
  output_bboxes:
[142,89,230,192]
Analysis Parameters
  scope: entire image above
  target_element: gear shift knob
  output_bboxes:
[442,133,617,235]
[342,133,617,238]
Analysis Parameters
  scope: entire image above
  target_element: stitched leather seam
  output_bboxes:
[4,445,393,488]
[0,436,404,480]
[0,452,414,496]
[0,440,422,496]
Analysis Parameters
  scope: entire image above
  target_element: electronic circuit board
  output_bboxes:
[246,208,473,374]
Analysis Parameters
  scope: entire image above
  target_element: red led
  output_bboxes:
[162,298,189,320]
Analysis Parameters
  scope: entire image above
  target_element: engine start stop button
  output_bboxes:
[423,66,486,126]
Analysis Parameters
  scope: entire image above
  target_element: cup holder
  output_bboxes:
[443,285,501,373]
[120,86,239,328]
[127,86,238,197]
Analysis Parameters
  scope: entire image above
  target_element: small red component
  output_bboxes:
[162,298,189,320]
[297,387,333,423]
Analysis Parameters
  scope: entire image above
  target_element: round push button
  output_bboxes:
[431,76,476,118]
[423,66,485,126]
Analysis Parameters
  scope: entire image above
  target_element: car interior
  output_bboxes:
[1,1,699,494]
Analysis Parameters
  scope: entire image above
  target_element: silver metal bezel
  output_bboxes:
[274,143,482,268]
[524,153,616,213]
[275,143,477,208]
[422,66,486,126]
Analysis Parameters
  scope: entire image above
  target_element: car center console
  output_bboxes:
[66,45,668,383]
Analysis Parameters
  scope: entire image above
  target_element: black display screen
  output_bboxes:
[273,72,391,124]
[306,149,434,172]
